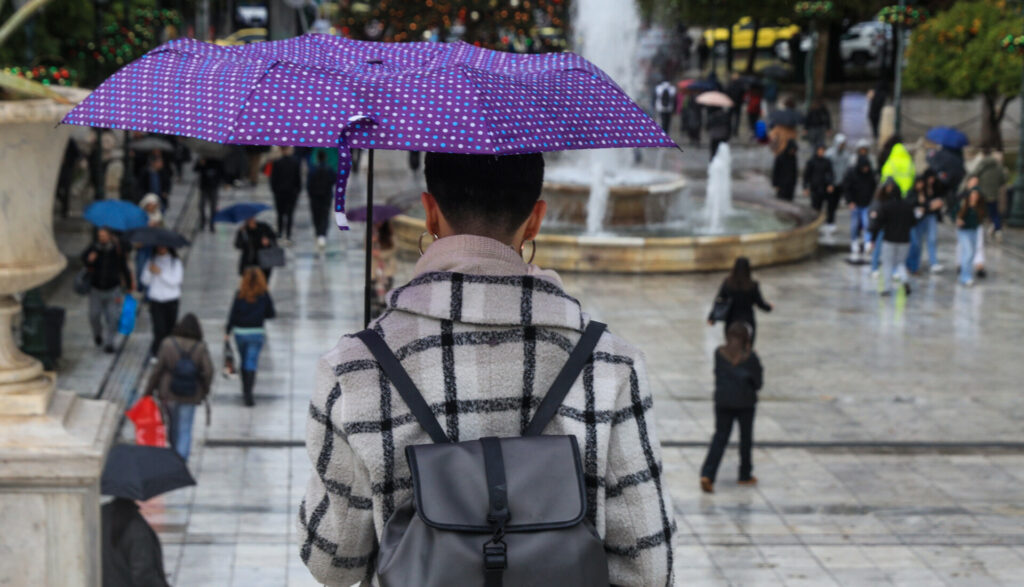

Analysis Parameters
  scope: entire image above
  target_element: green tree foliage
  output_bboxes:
[904,0,1022,147]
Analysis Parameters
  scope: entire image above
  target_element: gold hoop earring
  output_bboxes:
[418,231,439,255]
[520,240,537,264]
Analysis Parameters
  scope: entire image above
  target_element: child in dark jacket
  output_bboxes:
[700,322,763,493]
[843,155,878,261]
[803,144,837,233]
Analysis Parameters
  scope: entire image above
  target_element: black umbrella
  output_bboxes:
[125,226,190,248]
[770,108,804,128]
[101,444,196,501]
[759,65,791,80]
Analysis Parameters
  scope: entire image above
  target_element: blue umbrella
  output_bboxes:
[925,126,968,150]
[101,444,196,501]
[212,202,272,224]
[83,200,148,232]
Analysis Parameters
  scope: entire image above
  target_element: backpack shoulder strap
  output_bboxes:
[355,330,449,444]
[524,321,607,437]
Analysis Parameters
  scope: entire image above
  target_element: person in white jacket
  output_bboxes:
[140,246,184,358]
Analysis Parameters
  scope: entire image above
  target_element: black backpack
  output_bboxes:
[357,321,610,587]
[169,339,201,397]
[659,86,672,110]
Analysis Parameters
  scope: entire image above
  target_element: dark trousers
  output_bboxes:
[710,138,726,161]
[199,186,219,230]
[310,195,332,238]
[811,189,839,224]
[700,406,756,483]
[776,183,795,202]
[730,107,741,137]
[148,299,179,356]
[659,112,672,134]
[988,201,1002,231]
[273,190,298,239]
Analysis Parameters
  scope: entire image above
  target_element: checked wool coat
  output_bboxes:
[300,235,675,586]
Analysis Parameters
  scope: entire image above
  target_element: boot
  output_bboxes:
[241,370,255,407]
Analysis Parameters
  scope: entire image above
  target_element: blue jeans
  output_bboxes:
[906,215,937,272]
[167,402,196,461]
[987,201,1002,231]
[234,332,265,372]
[850,206,871,244]
[870,231,884,271]
[957,229,976,284]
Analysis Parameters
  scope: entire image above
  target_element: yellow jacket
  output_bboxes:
[880,143,915,196]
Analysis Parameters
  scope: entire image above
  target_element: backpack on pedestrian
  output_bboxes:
[169,339,202,398]
[357,321,610,586]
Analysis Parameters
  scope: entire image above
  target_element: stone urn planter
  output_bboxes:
[0,90,119,587]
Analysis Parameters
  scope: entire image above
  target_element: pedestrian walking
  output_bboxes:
[697,36,710,71]
[869,179,919,295]
[194,157,224,232]
[804,99,832,148]
[951,180,986,287]
[745,85,763,137]
[707,257,773,345]
[140,246,183,358]
[804,144,837,234]
[682,94,703,146]
[906,173,945,274]
[867,80,889,139]
[772,139,799,202]
[699,321,763,494]
[826,133,850,188]
[81,228,134,353]
[135,152,171,208]
[843,154,878,262]
[226,267,275,407]
[654,80,676,134]
[307,150,337,251]
[234,216,277,278]
[270,147,302,243]
[768,98,800,155]
[138,193,164,227]
[143,313,213,461]
[879,139,915,196]
[706,106,731,161]
[725,73,745,138]
[300,152,674,586]
[973,147,1006,239]
[101,497,170,587]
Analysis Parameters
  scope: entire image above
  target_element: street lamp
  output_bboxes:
[878,3,928,136]
[1004,8,1024,227]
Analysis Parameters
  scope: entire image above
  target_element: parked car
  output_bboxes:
[776,21,892,68]
[703,17,801,51]
[235,1,268,29]
[214,28,267,46]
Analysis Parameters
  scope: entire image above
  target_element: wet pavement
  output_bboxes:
[47,149,1024,585]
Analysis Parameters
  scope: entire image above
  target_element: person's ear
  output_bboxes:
[520,200,548,242]
[421,192,442,236]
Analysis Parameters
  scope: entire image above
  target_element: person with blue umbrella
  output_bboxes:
[80,227,135,353]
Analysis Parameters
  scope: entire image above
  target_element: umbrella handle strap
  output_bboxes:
[334,116,378,231]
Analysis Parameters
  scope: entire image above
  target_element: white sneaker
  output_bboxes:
[962,279,974,287]
[930,264,943,273]
[870,270,879,279]
[316,236,327,250]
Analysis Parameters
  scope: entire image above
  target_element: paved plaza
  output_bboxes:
[48,149,1024,585]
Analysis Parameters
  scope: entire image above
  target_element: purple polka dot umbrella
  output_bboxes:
[63,35,677,324]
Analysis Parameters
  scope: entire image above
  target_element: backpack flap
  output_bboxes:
[405,435,586,533]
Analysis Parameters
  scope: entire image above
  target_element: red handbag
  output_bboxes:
[126,396,167,447]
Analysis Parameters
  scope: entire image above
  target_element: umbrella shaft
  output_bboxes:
[364,150,375,329]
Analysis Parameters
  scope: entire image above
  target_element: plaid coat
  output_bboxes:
[300,235,675,586]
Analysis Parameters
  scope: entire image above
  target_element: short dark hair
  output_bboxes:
[425,152,545,240]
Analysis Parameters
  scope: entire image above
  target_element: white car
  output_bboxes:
[775,21,891,68]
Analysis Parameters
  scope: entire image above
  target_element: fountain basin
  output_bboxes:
[392,193,822,273]
[542,173,687,227]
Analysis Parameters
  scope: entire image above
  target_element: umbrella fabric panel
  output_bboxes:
[84,200,149,232]
[212,202,272,223]
[101,444,196,501]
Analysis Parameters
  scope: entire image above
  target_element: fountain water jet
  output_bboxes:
[703,144,735,233]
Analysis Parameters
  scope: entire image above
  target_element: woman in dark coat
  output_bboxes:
[772,139,798,201]
[682,94,703,146]
[699,322,763,493]
[101,498,169,586]
[706,106,731,161]
[226,267,276,407]
[708,257,773,345]
[234,216,277,279]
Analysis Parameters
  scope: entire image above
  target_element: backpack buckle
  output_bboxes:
[483,537,507,571]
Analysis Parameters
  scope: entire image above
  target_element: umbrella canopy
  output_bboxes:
[212,202,272,223]
[677,79,717,93]
[125,227,190,249]
[925,126,968,150]
[759,65,790,80]
[696,91,734,108]
[769,108,804,128]
[63,35,675,230]
[101,444,196,501]
[346,204,404,223]
[83,200,149,232]
[129,136,175,153]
